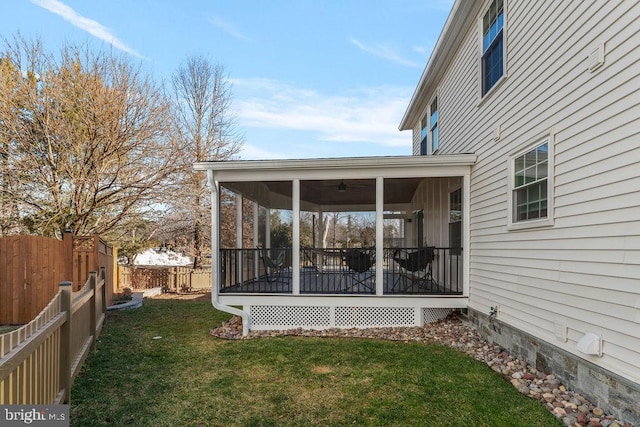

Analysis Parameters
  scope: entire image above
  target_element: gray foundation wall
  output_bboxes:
[464,308,640,426]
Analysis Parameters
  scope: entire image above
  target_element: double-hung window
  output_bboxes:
[430,97,438,153]
[512,141,550,224]
[482,0,504,95]
[420,114,428,155]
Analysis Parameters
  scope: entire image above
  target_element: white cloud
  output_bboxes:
[412,44,432,56]
[31,0,147,59]
[349,37,421,68]
[233,79,412,149]
[209,16,250,41]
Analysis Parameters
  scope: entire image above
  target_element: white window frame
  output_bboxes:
[429,96,438,154]
[507,135,555,230]
[479,0,507,101]
[420,113,428,155]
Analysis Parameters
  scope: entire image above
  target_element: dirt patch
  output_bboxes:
[311,365,333,374]
[146,290,211,301]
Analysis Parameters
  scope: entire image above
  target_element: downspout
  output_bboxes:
[207,170,250,336]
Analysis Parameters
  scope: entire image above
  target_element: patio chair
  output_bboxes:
[392,247,435,291]
[342,248,375,292]
[259,247,287,283]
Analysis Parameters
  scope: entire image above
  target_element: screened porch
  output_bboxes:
[195,155,476,302]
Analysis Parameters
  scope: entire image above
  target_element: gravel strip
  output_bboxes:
[210,313,633,427]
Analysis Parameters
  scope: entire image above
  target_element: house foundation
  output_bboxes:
[464,308,640,426]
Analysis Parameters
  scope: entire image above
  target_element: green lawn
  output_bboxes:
[71,298,562,426]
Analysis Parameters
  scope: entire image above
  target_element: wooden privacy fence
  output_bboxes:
[0,233,116,325]
[0,268,107,404]
[118,266,212,292]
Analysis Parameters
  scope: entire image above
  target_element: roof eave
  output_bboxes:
[399,0,482,131]
[194,153,476,173]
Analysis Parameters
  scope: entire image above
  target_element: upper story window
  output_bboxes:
[430,97,438,153]
[512,141,549,223]
[420,114,428,155]
[482,0,504,95]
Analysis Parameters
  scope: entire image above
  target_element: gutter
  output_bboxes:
[211,284,250,337]
[206,169,250,336]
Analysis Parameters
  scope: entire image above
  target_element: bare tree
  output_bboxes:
[0,35,179,238]
[169,56,243,268]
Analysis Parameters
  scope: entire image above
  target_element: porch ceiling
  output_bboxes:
[225,178,423,211]
[195,154,477,211]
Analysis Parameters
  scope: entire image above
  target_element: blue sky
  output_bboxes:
[1,0,453,159]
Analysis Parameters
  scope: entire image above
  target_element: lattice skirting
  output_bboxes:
[247,305,453,330]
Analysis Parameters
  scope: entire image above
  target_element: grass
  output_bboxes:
[71,298,563,427]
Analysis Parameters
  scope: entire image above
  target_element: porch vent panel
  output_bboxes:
[335,307,414,327]
[250,305,331,327]
[422,308,453,324]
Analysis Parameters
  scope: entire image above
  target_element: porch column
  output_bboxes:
[236,193,243,283]
[264,207,272,278]
[292,179,300,294]
[375,176,384,296]
[253,201,259,279]
[207,171,221,296]
[463,171,471,297]
[265,208,271,248]
[317,210,324,271]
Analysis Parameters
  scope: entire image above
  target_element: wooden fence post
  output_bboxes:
[100,267,107,315]
[88,271,97,352]
[59,281,73,404]
[62,230,73,284]
[172,267,178,294]
[112,247,119,293]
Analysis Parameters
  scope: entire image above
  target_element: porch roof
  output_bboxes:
[194,154,476,211]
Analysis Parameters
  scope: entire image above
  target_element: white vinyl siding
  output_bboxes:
[413,0,640,383]
[411,177,462,248]
[412,121,422,156]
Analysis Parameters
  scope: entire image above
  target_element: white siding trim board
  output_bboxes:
[474,251,638,284]
[556,191,640,220]
[473,261,639,307]
[471,222,640,242]
[473,234,640,253]
[469,186,507,213]
[475,245,634,266]
[556,131,640,187]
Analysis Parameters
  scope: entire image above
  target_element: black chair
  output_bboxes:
[259,247,287,283]
[392,247,435,291]
[342,248,375,291]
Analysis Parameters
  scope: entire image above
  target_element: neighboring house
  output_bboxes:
[195,0,639,424]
